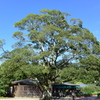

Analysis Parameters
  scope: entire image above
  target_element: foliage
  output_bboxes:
[80,54,100,83]
[0,48,36,96]
[76,85,100,97]
[81,86,94,94]
[96,81,100,86]
[60,67,79,82]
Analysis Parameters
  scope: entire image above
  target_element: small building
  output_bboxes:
[8,79,42,97]
[52,83,80,97]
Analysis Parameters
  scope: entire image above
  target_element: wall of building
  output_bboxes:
[13,85,42,97]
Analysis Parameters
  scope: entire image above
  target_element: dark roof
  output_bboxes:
[11,79,38,85]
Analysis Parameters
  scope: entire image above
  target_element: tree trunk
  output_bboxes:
[40,87,52,100]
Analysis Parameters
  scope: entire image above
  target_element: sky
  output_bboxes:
[0,0,100,53]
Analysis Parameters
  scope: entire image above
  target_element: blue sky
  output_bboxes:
[0,0,100,53]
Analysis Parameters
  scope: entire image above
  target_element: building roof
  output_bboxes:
[53,83,79,86]
[63,83,79,86]
[11,79,38,85]
[77,83,90,87]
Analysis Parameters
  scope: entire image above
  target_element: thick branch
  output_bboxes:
[59,53,76,67]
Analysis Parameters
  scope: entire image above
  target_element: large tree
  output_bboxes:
[3,9,99,99]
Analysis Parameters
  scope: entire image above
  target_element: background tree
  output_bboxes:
[80,54,100,83]
[0,47,36,96]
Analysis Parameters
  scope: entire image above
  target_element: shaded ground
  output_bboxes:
[52,96,97,100]
[75,96,97,100]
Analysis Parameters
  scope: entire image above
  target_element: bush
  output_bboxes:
[92,92,100,95]
[95,86,100,92]
[0,89,6,97]
[75,85,100,97]
[81,86,95,94]
[76,93,91,97]
[76,85,96,97]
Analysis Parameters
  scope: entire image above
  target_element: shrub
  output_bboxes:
[75,85,100,97]
[95,86,100,92]
[76,85,96,97]
[81,86,95,94]
[0,89,6,97]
